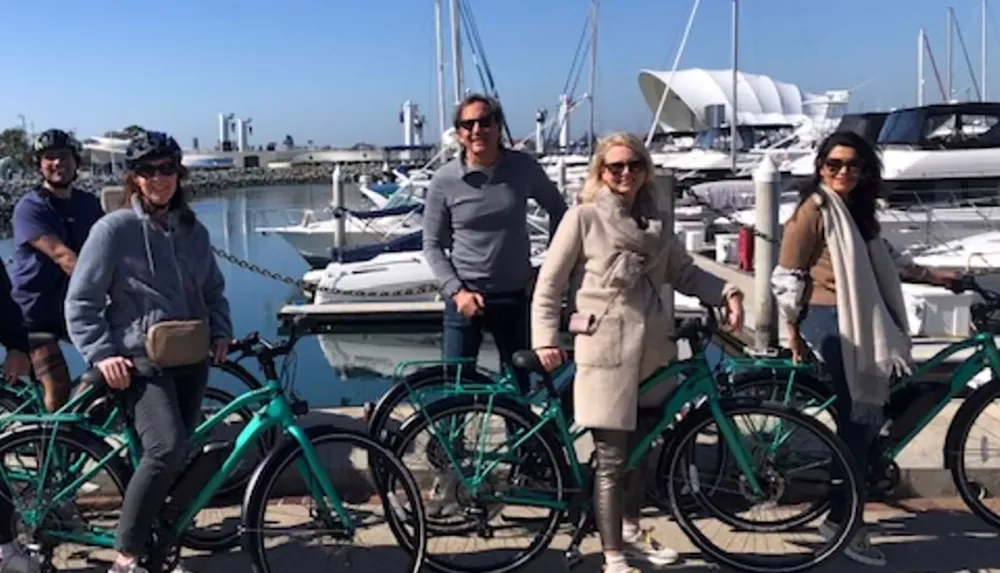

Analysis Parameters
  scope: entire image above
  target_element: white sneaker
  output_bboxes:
[622,527,679,566]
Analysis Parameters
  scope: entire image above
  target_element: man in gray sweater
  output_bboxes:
[423,94,567,392]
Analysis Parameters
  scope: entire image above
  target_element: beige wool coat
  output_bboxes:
[531,187,739,431]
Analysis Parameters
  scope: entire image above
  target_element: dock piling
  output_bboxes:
[752,155,780,350]
[657,169,677,329]
[332,164,345,260]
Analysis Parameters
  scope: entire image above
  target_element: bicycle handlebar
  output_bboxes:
[950,275,1000,333]
[670,302,721,353]
[228,315,317,363]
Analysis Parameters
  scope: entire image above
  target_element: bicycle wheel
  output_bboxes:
[178,386,261,552]
[368,365,497,446]
[945,380,1000,529]
[388,394,566,573]
[242,425,427,573]
[663,400,862,573]
[0,425,131,571]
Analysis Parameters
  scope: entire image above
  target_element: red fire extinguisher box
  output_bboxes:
[737,227,754,271]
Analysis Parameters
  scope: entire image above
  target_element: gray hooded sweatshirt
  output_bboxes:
[65,195,233,365]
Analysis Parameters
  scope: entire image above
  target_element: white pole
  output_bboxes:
[588,0,598,156]
[450,0,463,104]
[753,155,779,350]
[643,0,701,147]
[730,0,739,173]
[332,164,345,256]
[984,0,989,100]
[947,7,954,100]
[434,0,447,136]
[918,28,926,106]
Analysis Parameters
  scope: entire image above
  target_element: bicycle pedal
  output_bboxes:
[564,547,583,569]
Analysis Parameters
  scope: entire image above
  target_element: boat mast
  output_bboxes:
[434,0,447,137]
[588,0,598,156]
[947,7,953,100]
[450,0,463,104]
[984,0,989,100]
[730,0,739,173]
[918,28,926,106]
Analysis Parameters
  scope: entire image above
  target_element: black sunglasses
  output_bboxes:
[823,158,863,174]
[458,115,496,131]
[604,159,646,176]
[135,162,180,177]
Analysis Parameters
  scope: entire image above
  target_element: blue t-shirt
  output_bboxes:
[10,187,104,327]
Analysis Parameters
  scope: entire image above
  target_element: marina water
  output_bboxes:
[0,183,491,408]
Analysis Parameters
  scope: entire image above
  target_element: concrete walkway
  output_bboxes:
[48,499,1000,572]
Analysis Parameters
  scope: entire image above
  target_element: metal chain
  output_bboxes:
[210,246,442,299]
[1,249,438,298]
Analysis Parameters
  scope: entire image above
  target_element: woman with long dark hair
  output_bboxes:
[771,131,958,566]
[65,130,232,573]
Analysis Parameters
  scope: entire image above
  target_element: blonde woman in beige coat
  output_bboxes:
[531,132,744,573]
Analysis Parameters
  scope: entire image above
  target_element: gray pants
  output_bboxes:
[592,427,651,549]
[116,361,209,555]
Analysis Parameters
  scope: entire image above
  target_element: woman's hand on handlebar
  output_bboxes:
[97,356,134,390]
[535,347,565,372]
[212,338,230,365]
[723,292,745,332]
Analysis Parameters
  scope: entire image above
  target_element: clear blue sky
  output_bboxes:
[0,0,996,147]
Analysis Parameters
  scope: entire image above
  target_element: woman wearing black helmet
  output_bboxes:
[65,130,233,573]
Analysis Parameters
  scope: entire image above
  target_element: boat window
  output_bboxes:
[878,109,923,144]
[691,126,793,153]
[953,113,1000,147]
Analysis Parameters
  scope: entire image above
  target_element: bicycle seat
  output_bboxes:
[512,350,545,374]
[79,367,106,388]
[27,332,57,345]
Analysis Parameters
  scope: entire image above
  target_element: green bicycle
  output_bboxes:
[0,316,428,573]
[0,338,278,552]
[724,275,1000,529]
[363,328,817,518]
[384,306,864,573]
[0,338,273,500]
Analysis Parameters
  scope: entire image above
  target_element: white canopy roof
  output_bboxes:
[637,68,819,132]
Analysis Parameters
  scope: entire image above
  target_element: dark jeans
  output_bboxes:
[799,305,877,524]
[442,291,531,394]
[116,361,209,555]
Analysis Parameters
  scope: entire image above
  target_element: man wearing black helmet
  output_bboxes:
[9,129,104,413]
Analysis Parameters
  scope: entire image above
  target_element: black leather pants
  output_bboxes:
[592,428,647,551]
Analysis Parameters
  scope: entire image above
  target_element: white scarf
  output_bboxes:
[816,185,913,424]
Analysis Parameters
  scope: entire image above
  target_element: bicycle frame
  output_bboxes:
[417,352,766,511]
[0,378,349,549]
[725,330,1000,462]
[881,331,1000,458]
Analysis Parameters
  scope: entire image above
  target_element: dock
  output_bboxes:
[277,299,703,336]
[278,251,986,368]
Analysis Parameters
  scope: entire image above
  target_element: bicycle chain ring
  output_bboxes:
[869,460,901,498]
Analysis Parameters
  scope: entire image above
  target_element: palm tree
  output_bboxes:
[0,127,31,168]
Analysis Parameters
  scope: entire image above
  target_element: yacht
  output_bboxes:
[786,103,1000,207]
